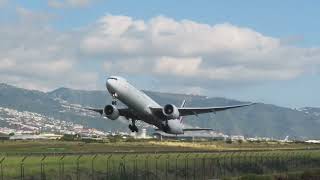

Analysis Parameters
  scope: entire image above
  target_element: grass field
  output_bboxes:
[1,139,320,154]
[0,140,320,179]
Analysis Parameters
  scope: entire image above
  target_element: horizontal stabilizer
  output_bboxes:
[155,128,212,132]
[154,128,212,131]
[183,128,212,132]
[85,107,103,115]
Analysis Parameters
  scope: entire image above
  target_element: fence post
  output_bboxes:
[278,153,285,172]
[155,155,162,179]
[134,154,138,180]
[0,156,5,180]
[265,152,270,173]
[145,155,150,180]
[308,152,312,168]
[120,154,127,179]
[289,152,294,170]
[249,152,253,172]
[175,154,181,180]
[230,152,235,175]
[223,153,229,177]
[166,155,170,180]
[40,155,47,180]
[303,152,309,168]
[284,152,289,172]
[184,154,190,180]
[272,152,276,172]
[294,152,298,168]
[238,152,242,172]
[296,152,300,168]
[249,153,254,173]
[242,152,247,175]
[193,154,198,180]
[288,152,293,169]
[215,153,222,178]
[20,155,28,180]
[255,152,259,171]
[300,151,304,168]
[202,154,208,180]
[106,154,112,180]
[209,153,215,178]
[91,154,98,180]
[271,152,276,173]
[76,155,83,180]
[59,155,65,180]
[298,152,303,169]
[280,153,284,172]
[275,152,280,173]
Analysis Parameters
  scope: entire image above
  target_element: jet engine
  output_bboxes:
[163,104,180,119]
[104,105,119,120]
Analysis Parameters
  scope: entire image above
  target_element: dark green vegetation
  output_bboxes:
[0,141,320,179]
[232,169,320,180]
[1,83,320,138]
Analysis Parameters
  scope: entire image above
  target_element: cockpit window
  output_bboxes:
[108,77,118,80]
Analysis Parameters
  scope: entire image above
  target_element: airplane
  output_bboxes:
[86,76,255,134]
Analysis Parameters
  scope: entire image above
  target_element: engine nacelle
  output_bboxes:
[104,105,119,120]
[163,104,180,119]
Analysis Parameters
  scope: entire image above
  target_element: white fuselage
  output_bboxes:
[106,76,184,134]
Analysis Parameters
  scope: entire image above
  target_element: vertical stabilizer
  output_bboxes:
[179,99,186,122]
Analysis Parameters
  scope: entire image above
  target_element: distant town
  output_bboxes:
[0,106,106,138]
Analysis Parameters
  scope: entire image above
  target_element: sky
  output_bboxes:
[0,0,320,108]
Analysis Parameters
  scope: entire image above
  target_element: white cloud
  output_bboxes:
[83,15,269,57]
[153,56,202,77]
[82,15,320,88]
[0,9,98,91]
[0,58,16,70]
[1,11,320,93]
[48,0,97,8]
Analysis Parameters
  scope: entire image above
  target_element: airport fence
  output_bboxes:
[0,150,320,180]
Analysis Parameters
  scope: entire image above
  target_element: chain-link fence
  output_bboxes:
[0,150,320,180]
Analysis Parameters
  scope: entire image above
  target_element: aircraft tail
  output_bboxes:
[179,100,212,132]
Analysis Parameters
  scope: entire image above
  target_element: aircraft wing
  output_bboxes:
[177,103,255,116]
[85,107,139,119]
[150,103,255,117]
[85,108,103,115]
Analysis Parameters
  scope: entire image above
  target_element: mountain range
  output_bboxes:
[0,83,319,139]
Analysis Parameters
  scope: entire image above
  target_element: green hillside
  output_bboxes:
[0,83,319,139]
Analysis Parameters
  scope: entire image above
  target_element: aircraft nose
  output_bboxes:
[106,79,116,94]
